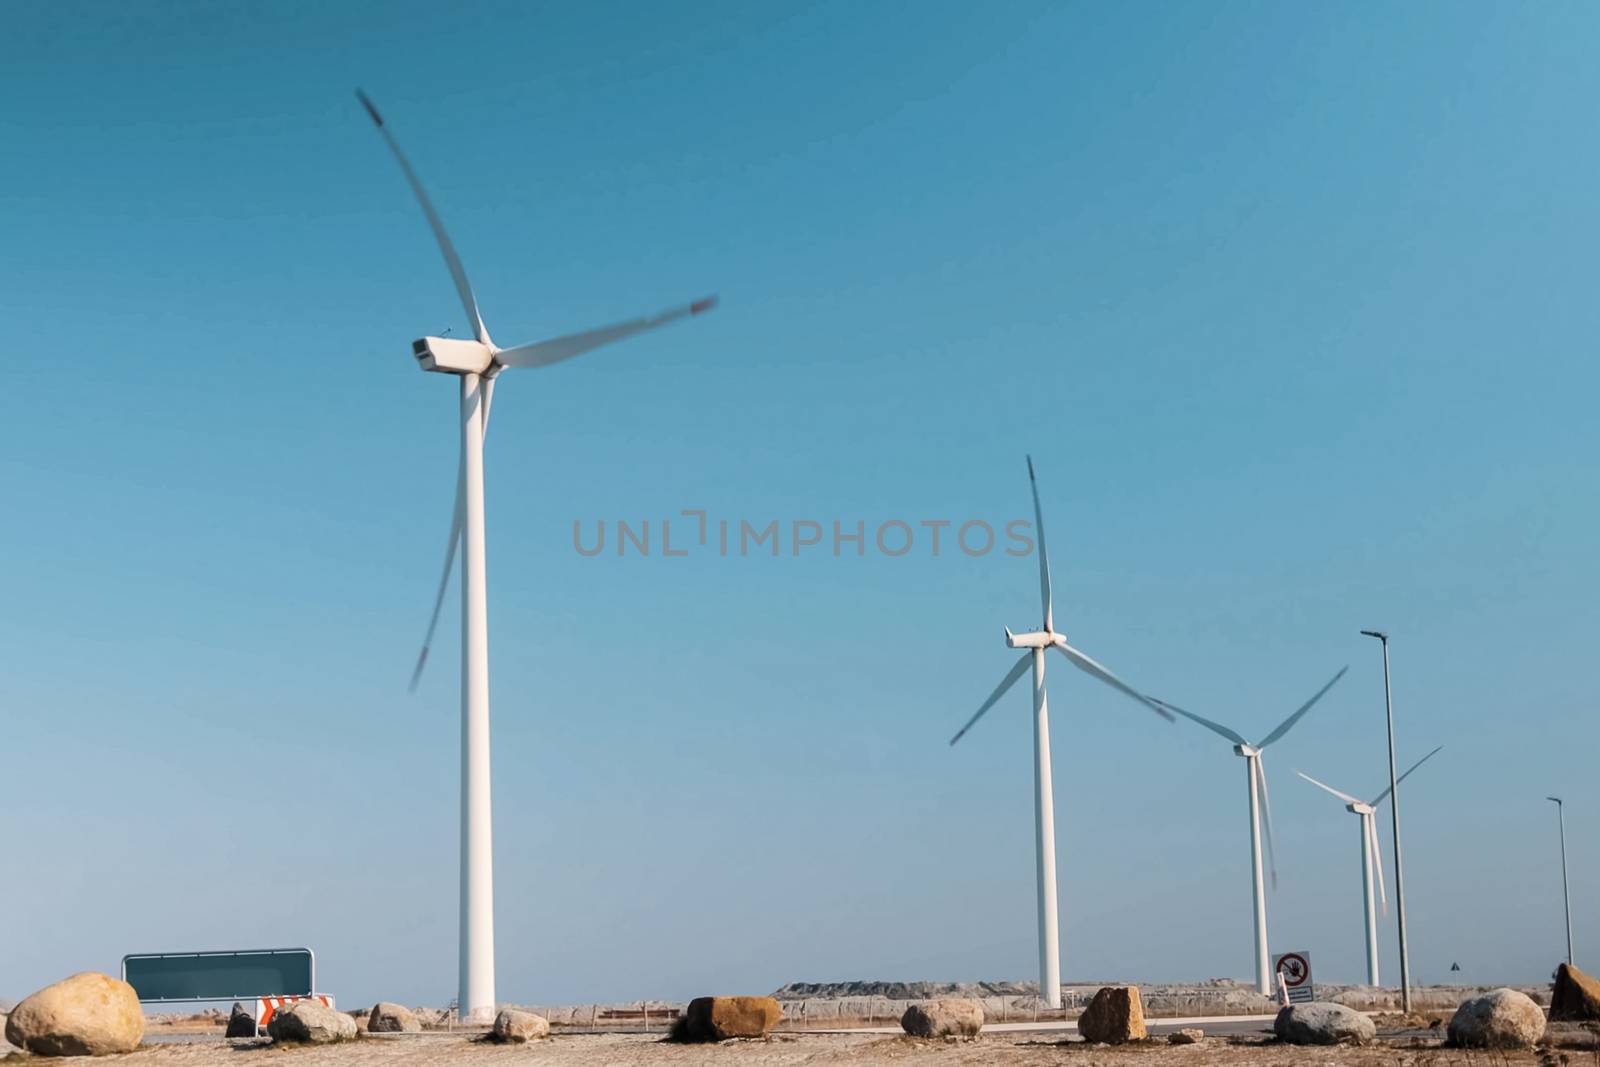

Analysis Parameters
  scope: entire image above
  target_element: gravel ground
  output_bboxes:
[4,1031,1588,1067]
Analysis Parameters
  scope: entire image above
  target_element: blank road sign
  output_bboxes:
[122,949,315,1002]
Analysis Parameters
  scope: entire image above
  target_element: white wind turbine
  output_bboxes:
[949,456,1173,1010]
[357,91,716,1023]
[1152,667,1348,996]
[1297,745,1443,987]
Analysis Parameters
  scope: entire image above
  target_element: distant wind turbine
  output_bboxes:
[356,90,716,1022]
[1152,667,1348,996]
[949,456,1172,1009]
[1298,745,1443,986]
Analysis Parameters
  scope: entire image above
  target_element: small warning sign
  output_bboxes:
[1273,951,1315,1004]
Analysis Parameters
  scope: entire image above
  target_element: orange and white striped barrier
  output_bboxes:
[256,995,335,1028]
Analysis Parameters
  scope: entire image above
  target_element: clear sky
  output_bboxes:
[2,0,1596,1008]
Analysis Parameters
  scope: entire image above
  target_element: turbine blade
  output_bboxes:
[1256,755,1279,889]
[1055,641,1174,721]
[1026,455,1053,632]
[481,376,497,435]
[493,297,717,370]
[949,654,1031,746]
[409,461,465,692]
[1370,744,1444,807]
[1368,814,1388,914]
[1150,698,1245,743]
[1257,665,1349,749]
[356,90,490,346]
[1296,770,1362,806]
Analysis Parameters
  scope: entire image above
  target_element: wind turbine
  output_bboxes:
[356,91,716,1023]
[1298,745,1443,987]
[1152,667,1348,996]
[948,456,1173,1010]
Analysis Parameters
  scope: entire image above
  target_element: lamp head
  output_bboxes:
[1360,629,1388,642]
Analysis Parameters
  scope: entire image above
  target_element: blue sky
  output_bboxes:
[2,1,1596,1007]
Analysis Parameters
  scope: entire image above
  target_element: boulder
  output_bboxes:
[225,1002,258,1038]
[1078,986,1147,1044]
[1169,1028,1204,1044]
[267,1000,357,1044]
[367,1002,422,1033]
[679,997,782,1041]
[4,972,145,1056]
[900,999,984,1039]
[1448,988,1546,1049]
[490,1009,549,1043]
[1274,1002,1375,1046]
[1552,963,1600,1021]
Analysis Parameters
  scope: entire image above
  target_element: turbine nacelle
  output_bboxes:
[1233,743,1261,759]
[1349,801,1375,816]
[413,336,497,376]
[1005,627,1058,650]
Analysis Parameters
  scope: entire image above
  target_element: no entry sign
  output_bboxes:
[1273,950,1315,1004]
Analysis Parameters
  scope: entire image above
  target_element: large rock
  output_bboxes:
[900,999,983,1038]
[4,972,145,1056]
[367,1002,422,1033]
[1552,963,1600,1021]
[267,1000,357,1044]
[679,997,782,1041]
[1448,988,1546,1048]
[225,1002,257,1038]
[1169,1028,1204,1044]
[1274,1002,1375,1046]
[1078,986,1147,1044]
[490,1009,549,1043]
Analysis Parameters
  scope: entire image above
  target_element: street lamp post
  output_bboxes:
[1361,629,1412,1014]
[1548,796,1574,966]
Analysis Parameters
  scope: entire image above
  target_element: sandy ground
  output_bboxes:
[5,1030,1592,1067]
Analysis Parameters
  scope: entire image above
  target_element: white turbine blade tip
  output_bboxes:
[355,88,384,126]
[1296,770,1361,805]
[950,654,1031,746]
[407,646,430,693]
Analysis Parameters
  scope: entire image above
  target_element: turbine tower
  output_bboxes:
[1298,745,1443,986]
[949,456,1172,1009]
[357,91,716,1023]
[1153,667,1347,996]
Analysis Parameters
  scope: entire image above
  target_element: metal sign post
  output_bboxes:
[1272,951,1315,1004]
